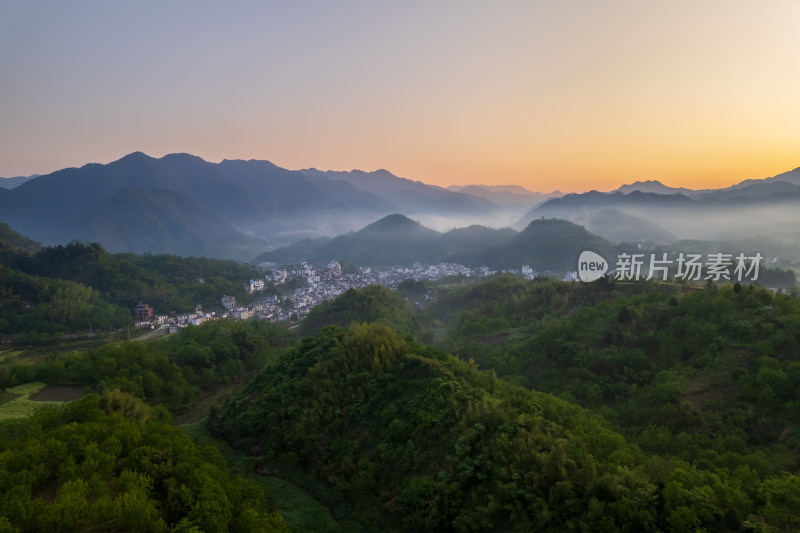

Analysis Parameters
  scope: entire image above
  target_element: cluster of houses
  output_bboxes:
[133,303,226,330]
[135,260,540,329]
[374,262,472,285]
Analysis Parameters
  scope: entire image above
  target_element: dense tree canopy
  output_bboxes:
[213,321,800,531]
[0,265,132,337]
[3,217,800,531]
[0,391,288,532]
[0,319,293,414]
[2,240,260,316]
[300,284,424,339]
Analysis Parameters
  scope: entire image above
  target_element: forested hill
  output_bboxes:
[0,221,41,254]
[1,236,260,314]
[0,392,289,532]
[447,218,617,272]
[213,323,650,531]
[213,315,800,531]
[0,226,263,338]
[298,284,423,338]
[427,275,800,438]
[4,206,800,531]
[427,275,800,442]
[0,319,296,530]
[256,213,613,272]
[254,214,444,267]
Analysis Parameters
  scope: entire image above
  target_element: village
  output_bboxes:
[134,260,539,330]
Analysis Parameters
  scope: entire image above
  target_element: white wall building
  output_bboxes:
[221,295,237,310]
[246,279,265,293]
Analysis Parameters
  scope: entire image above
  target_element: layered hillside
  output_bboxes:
[258,214,610,272]
[213,323,655,531]
[1,153,506,258]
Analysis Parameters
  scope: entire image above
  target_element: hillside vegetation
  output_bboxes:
[0,392,288,532]
[213,319,800,531]
[428,276,800,447]
[1,319,292,414]
[257,214,609,272]
[3,215,800,531]
[299,284,424,339]
[0,227,262,341]
[213,324,651,531]
[0,317,297,531]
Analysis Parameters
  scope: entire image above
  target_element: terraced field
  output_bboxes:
[0,382,81,420]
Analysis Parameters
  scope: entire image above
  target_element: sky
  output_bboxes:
[1,1,799,193]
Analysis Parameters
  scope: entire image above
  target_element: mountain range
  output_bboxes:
[1,153,799,259]
[517,168,800,244]
[446,184,562,208]
[616,166,800,196]
[0,152,516,258]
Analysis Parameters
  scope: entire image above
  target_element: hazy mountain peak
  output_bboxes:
[445,184,562,209]
[615,179,694,195]
[522,217,583,234]
[218,158,282,171]
[363,213,420,232]
[116,151,153,163]
[161,152,209,164]
[734,166,800,188]
[372,169,396,177]
[576,208,676,244]
[450,184,536,194]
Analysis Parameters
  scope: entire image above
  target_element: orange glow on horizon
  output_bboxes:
[1,2,799,195]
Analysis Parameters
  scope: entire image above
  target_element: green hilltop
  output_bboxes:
[258,214,613,272]
[0,228,263,340]
[452,217,617,272]
[213,323,647,531]
[299,284,422,339]
[0,221,41,254]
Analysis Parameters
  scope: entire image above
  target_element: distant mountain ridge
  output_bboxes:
[298,168,498,215]
[2,152,799,259]
[257,213,612,272]
[614,180,695,195]
[614,167,800,195]
[447,184,562,208]
[0,152,515,258]
[518,168,800,242]
[0,175,37,189]
[73,187,264,258]
[256,214,453,267]
[574,208,676,244]
[449,218,616,272]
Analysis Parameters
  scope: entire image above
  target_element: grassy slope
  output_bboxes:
[182,418,366,532]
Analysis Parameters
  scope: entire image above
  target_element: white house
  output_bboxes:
[221,295,237,310]
[246,279,265,293]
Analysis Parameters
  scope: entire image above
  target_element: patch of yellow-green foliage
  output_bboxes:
[0,349,22,365]
[0,382,62,421]
[0,348,47,368]
[7,381,47,395]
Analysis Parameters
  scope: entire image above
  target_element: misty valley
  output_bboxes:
[1,157,800,532]
[7,0,800,529]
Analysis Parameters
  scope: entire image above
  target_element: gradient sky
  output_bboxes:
[2,1,799,192]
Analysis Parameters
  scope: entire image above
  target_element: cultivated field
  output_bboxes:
[0,381,82,420]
